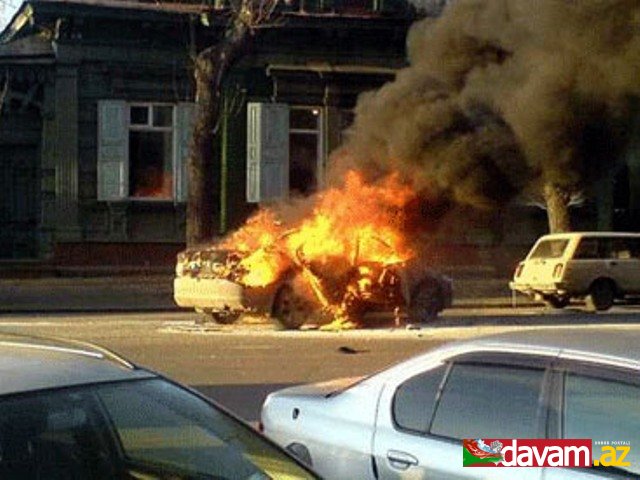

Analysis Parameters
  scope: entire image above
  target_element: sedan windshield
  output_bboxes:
[0,379,316,480]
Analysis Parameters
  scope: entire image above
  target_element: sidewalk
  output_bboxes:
[451,277,533,308]
[0,274,533,313]
[0,275,176,312]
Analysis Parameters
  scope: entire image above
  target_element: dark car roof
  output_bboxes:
[0,334,154,396]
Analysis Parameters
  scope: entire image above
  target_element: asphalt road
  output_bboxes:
[0,312,444,420]
[0,275,517,312]
[1,309,639,421]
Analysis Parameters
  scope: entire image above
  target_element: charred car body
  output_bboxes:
[173,238,452,329]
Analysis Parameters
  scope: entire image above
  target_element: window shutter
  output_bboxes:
[97,100,128,201]
[174,102,195,203]
[246,102,289,203]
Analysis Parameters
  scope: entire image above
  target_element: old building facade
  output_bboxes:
[2,0,637,274]
[0,0,414,268]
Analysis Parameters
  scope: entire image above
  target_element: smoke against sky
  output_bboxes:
[0,0,19,30]
[336,0,640,210]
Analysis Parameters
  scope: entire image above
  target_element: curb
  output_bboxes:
[0,307,180,314]
[0,301,539,314]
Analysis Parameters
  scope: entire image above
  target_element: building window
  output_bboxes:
[128,104,174,199]
[246,103,328,203]
[289,106,324,195]
[97,101,194,203]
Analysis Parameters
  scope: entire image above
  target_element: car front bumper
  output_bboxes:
[173,276,246,310]
[509,281,568,297]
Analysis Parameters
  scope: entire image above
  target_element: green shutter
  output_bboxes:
[174,102,195,203]
[97,100,128,201]
[246,102,289,203]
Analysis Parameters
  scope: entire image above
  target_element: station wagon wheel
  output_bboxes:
[585,279,615,312]
[272,284,309,330]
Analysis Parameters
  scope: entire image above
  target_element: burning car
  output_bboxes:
[173,233,452,329]
[174,171,452,329]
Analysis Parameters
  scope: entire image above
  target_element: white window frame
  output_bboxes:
[97,100,194,203]
[129,103,175,131]
[127,102,176,202]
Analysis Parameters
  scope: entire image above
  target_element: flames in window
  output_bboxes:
[132,169,173,199]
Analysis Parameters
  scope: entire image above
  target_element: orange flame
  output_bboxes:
[133,170,173,199]
[221,170,416,288]
[285,171,413,265]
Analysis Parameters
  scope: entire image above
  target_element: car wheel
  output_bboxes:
[196,310,241,325]
[409,279,442,324]
[543,295,569,309]
[209,311,241,324]
[272,284,309,329]
[341,291,367,320]
[585,279,615,311]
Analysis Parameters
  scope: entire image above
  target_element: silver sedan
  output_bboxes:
[261,326,640,479]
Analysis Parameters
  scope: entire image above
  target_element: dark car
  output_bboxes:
[0,333,319,479]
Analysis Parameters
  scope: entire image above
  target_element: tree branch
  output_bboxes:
[0,72,8,113]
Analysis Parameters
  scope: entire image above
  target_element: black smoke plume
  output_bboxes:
[333,0,640,212]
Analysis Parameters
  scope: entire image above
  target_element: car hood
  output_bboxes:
[176,247,243,280]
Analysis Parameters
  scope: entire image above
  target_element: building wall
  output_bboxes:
[24,11,200,263]
[218,17,409,232]
[0,66,46,259]
[75,59,193,244]
[17,4,618,270]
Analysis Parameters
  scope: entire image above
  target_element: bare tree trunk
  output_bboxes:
[543,183,572,233]
[187,23,250,246]
[0,74,8,113]
[595,171,614,231]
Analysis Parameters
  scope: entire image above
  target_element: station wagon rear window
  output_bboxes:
[528,239,569,259]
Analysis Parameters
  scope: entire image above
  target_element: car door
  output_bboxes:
[608,238,640,293]
[570,237,607,292]
[541,362,640,480]
[372,353,549,480]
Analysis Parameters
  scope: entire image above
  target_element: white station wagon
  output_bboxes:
[261,327,640,480]
[510,232,640,310]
